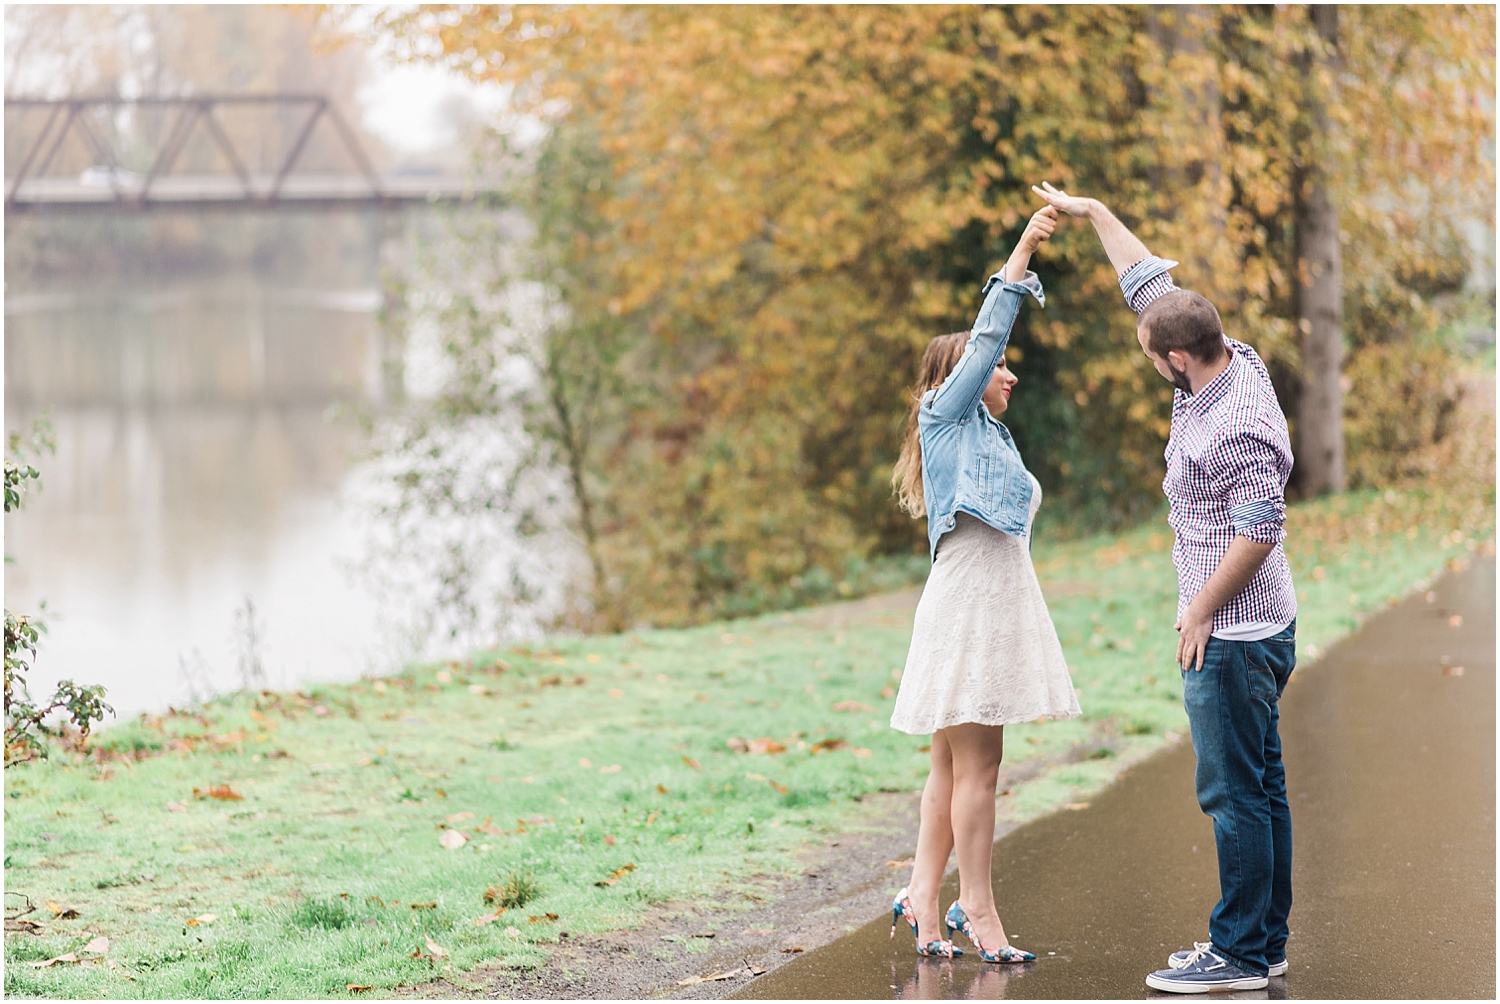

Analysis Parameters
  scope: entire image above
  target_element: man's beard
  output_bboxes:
[1168,362,1193,394]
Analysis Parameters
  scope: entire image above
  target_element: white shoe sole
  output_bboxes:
[1146,972,1270,993]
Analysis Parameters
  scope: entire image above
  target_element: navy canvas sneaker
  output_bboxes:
[1168,941,1287,977]
[1146,943,1268,993]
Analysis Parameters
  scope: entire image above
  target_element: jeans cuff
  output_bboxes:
[1217,948,1267,978]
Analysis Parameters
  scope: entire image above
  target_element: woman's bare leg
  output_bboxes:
[905,729,954,944]
[946,721,1012,950]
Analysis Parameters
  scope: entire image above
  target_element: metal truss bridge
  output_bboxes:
[4,94,500,213]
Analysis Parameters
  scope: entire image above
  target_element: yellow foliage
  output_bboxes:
[354,5,1494,626]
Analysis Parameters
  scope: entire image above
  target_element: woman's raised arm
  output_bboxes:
[926,208,1055,422]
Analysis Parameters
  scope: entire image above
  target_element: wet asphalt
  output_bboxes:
[736,556,1495,1000]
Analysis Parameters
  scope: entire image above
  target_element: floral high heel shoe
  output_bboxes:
[890,888,961,957]
[944,901,1035,963]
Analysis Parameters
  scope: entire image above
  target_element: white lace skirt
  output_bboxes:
[890,513,1081,734]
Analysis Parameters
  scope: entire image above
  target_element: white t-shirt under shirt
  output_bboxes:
[1212,621,1291,642]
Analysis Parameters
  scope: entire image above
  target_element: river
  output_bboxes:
[5,212,399,718]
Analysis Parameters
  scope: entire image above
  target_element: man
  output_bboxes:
[1032,182,1297,994]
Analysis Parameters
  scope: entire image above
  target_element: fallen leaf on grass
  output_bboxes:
[1064,802,1091,811]
[887,858,915,869]
[438,829,468,849]
[603,834,617,845]
[185,914,217,926]
[474,909,506,927]
[45,902,81,920]
[1025,736,1045,745]
[444,811,475,824]
[831,701,873,713]
[809,738,846,754]
[528,912,559,924]
[579,758,593,768]
[681,756,701,770]
[1444,666,1466,676]
[410,902,437,910]
[768,780,789,794]
[475,816,504,836]
[599,764,622,774]
[748,737,785,754]
[347,984,372,992]
[82,936,109,955]
[27,952,78,968]
[166,801,187,813]
[595,863,638,887]
[192,785,243,801]
[248,710,276,728]
[782,946,804,953]
[851,748,872,758]
[726,737,749,753]
[656,784,669,794]
[424,935,449,959]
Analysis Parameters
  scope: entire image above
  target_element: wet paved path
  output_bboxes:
[737,557,1494,1000]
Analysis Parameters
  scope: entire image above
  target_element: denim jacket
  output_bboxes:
[919,270,1045,561]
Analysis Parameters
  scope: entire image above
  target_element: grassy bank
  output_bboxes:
[4,486,1492,999]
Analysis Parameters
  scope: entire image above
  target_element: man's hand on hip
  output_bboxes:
[1175,603,1215,672]
[1174,535,1276,671]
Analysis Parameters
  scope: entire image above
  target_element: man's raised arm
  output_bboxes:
[1031,182,1178,314]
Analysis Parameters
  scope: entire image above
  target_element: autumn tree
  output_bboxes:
[353,5,1493,627]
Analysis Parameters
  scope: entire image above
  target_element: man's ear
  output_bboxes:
[1166,349,1191,373]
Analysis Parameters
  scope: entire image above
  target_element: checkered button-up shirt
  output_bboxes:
[1122,257,1297,634]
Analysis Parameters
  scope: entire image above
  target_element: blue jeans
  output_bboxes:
[1182,622,1296,977]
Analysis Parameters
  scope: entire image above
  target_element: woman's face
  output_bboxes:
[981,356,1019,415]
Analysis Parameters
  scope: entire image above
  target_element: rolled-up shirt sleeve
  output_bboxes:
[1119,255,1180,314]
[1210,433,1289,546]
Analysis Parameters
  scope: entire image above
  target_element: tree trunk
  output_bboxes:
[1294,4,1345,495]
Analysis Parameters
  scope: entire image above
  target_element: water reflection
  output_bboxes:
[888,952,1031,999]
[5,403,381,717]
[5,262,388,718]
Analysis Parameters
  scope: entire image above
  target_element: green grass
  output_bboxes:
[4,486,1491,999]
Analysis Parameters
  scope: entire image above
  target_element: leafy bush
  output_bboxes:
[1344,340,1469,489]
[4,422,112,767]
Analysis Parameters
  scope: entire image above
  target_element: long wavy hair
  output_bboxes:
[891,331,970,518]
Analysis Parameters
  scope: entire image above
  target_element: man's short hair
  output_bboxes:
[1138,289,1226,364]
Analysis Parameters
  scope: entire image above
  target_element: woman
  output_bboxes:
[887,204,1080,963]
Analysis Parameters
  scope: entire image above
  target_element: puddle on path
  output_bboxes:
[737,557,1494,1000]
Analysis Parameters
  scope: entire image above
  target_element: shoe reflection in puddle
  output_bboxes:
[892,957,954,999]
[891,957,1033,999]
[961,965,1016,998]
